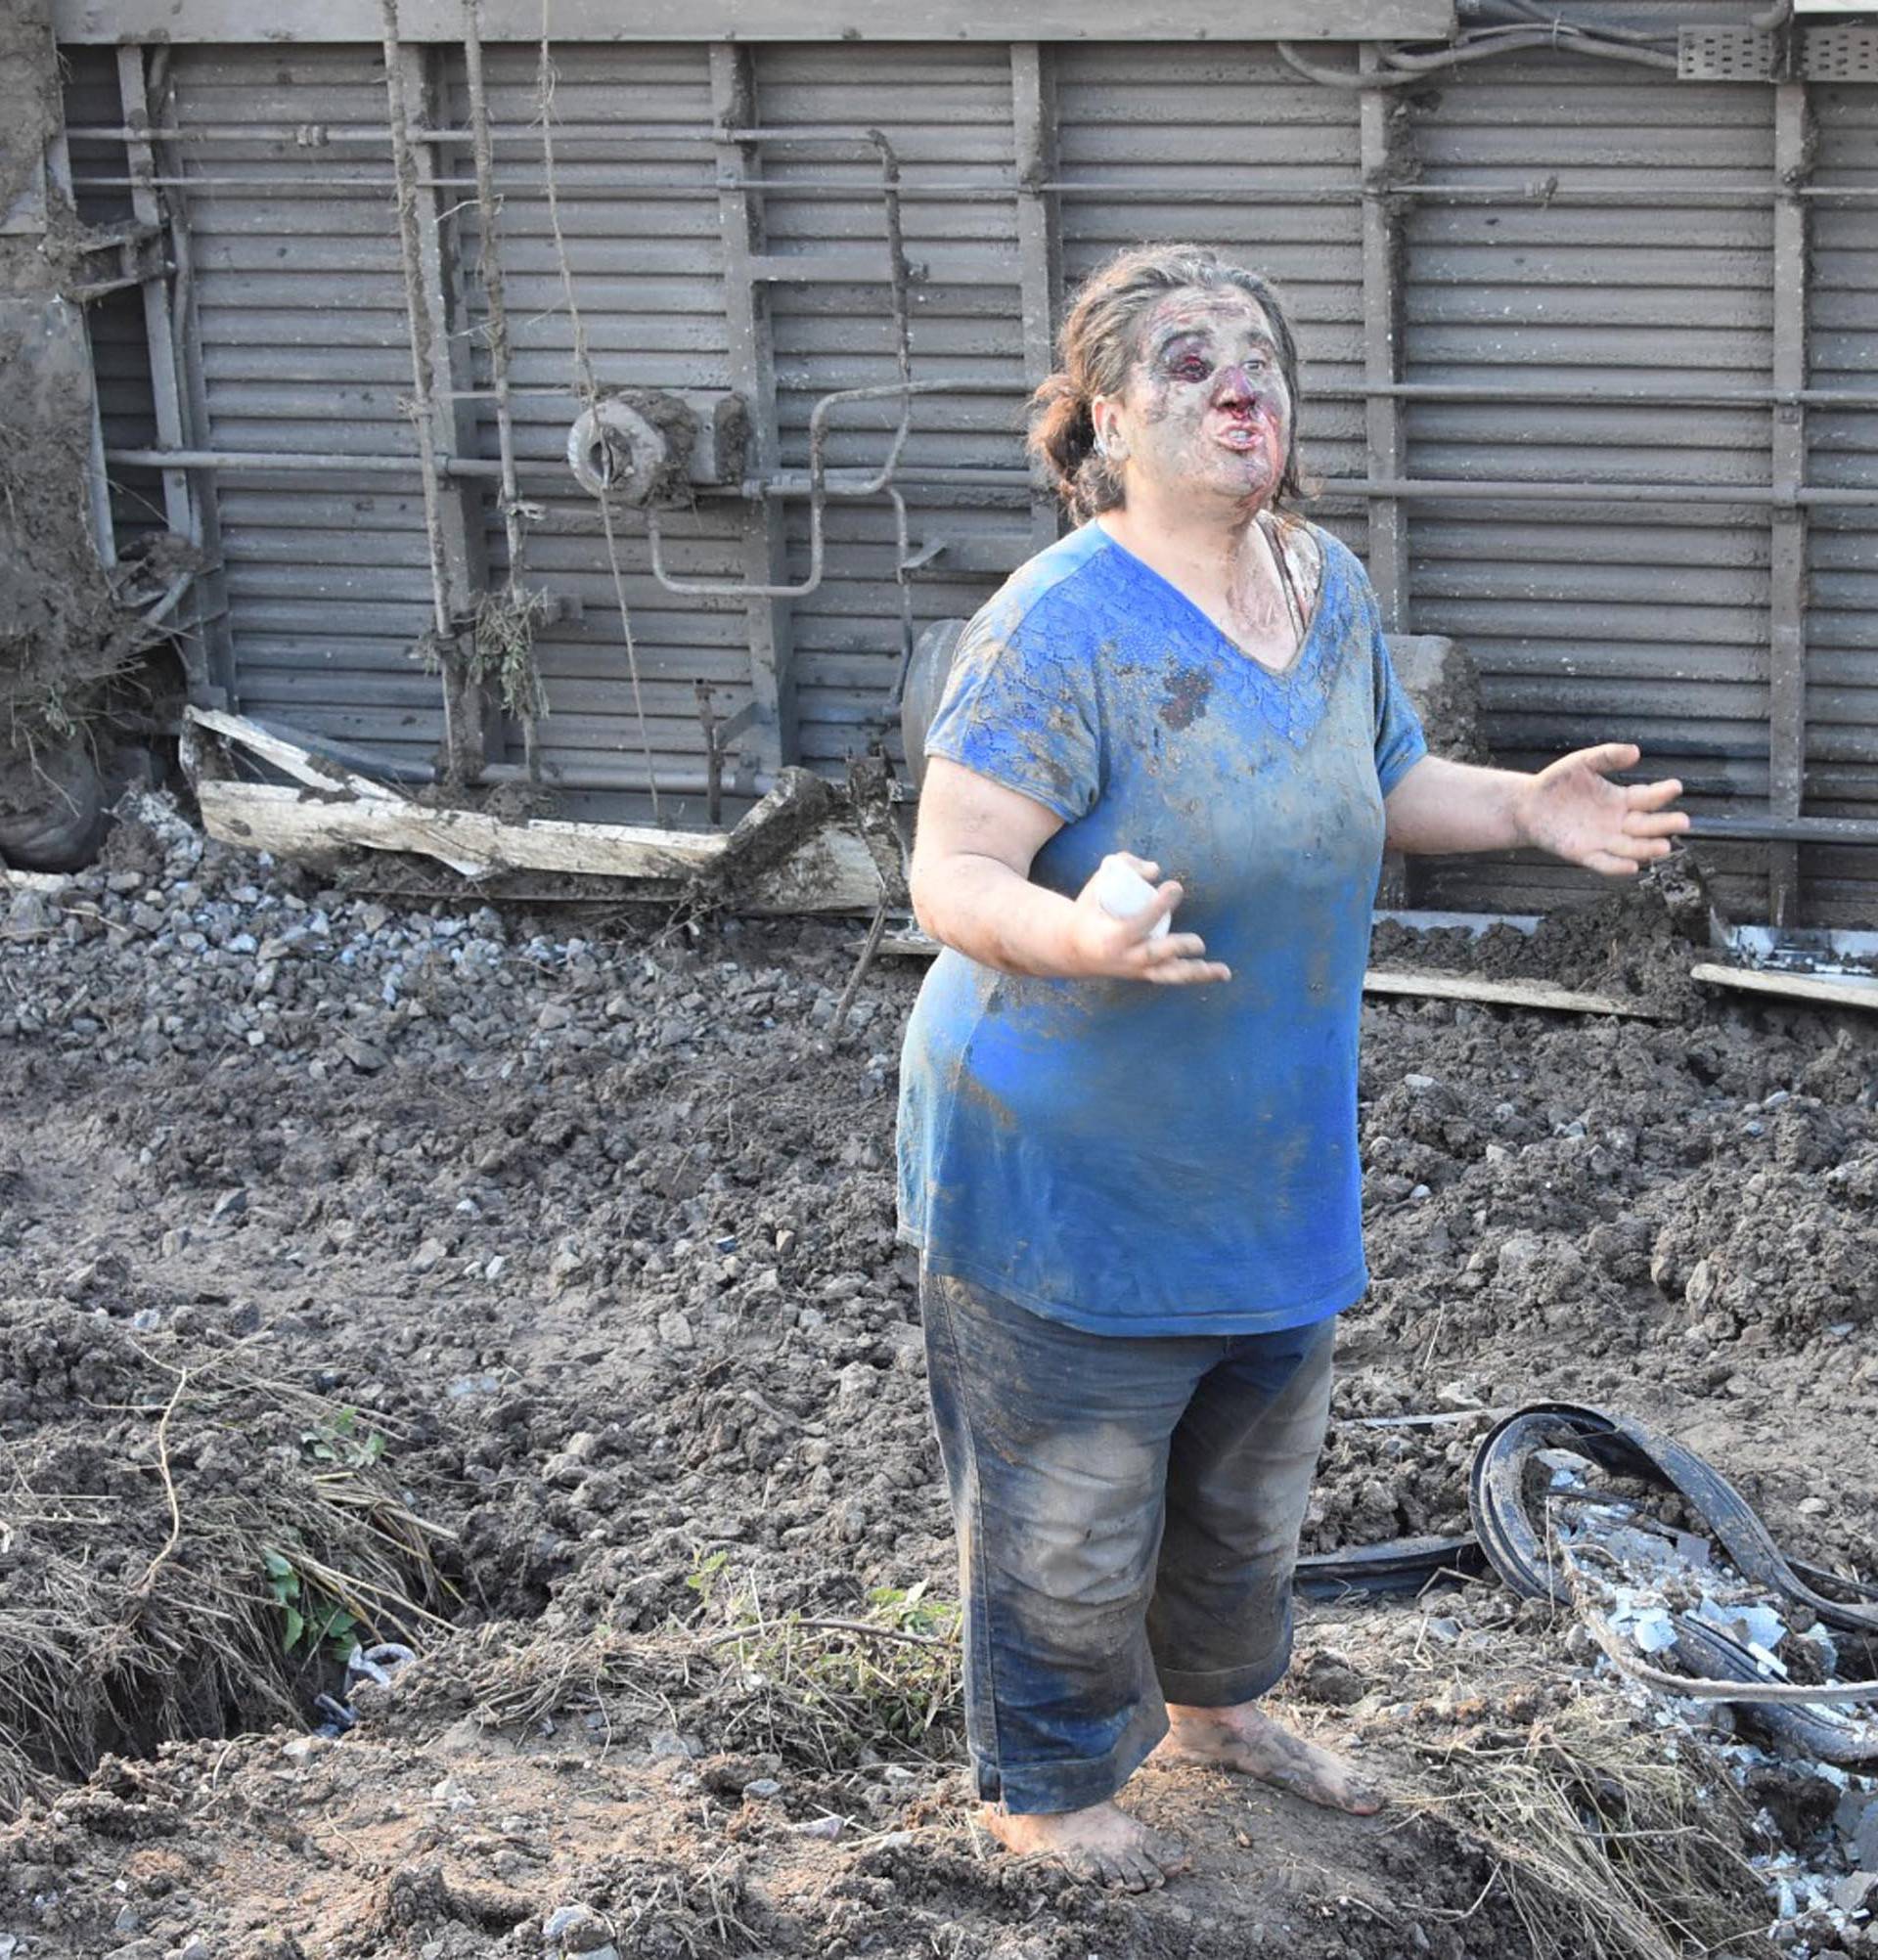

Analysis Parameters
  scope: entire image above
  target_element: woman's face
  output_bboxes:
[1094,285,1293,512]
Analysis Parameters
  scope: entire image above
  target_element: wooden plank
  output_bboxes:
[875,936,1653,1018]
[1692,961,1878,1014]
[187,705,407,803]
[194,780,884,912]
[1362,968,1654,1017]
[198,780,725,879]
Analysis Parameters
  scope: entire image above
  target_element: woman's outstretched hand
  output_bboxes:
[1516,743,1689,876]
[1068,854,1231,985]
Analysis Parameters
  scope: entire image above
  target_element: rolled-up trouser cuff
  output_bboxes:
[1156,1634,1292,1709]
[980,1698,1170,1815]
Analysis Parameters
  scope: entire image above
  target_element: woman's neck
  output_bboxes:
[1098,480,1265,572]
[1096,490,1311,671]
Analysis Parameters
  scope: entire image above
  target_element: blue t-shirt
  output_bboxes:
[896,518,1427,1338]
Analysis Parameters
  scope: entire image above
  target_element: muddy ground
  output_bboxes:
[1,812,1875,1960]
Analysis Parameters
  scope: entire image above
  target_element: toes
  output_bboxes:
[1117,1849,1165,1893]
[1143,1829,1192,1876]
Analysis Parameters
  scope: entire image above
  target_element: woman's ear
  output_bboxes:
[1091,398,1127,463]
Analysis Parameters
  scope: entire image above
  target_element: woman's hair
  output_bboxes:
[1027,244,1306,522]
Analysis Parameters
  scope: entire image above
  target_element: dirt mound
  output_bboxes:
[2,825,1875,1954]
[1370,859,1714,1018]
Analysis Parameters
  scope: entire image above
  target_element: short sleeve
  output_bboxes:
[1367,604,1428,797]
[921,606,1102,824]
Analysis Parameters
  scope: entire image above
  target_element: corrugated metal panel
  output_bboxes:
[440,41,739,815]
[1054,42,1369,565]
[62,19,1878,919]
[60,50,164,557]
[1401,51,1774,792]
[1803,75,1878,923]
[752,43,1033,772]
[164,45,445,768]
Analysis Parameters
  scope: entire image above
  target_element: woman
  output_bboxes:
[897,244,1687,1892]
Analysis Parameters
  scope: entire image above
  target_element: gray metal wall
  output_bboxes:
[60,6,1878,921]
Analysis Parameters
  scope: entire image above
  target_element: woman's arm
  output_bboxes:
[1385,745,1688,876]
[911,757,1230,984]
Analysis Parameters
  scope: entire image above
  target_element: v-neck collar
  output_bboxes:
[1093,516,1332,684]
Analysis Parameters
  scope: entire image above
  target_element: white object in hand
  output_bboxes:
[1090,857,1172,940]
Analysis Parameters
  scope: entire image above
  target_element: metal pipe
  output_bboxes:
[79,167,1878,212]
[1687,813,1878,847]
[90,374,1878,413]
[106,449,1878,513]
[1352,477,1878,511]
[482,761,775,798]
[647,377,961,600]
[63,119,718,146]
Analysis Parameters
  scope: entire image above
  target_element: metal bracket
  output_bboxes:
[1798,24,1878,79]
[1677,26,1777,79]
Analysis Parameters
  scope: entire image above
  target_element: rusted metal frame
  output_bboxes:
[1359,55,1408,631]
[42,127,116,570]
[113,43,234,705]
[462,0,523,583]
[115,48,193,549]
[694,692,761,826]
[710,44,795,779]
[143,47,235,701]
[1767,79,1811,929]
[384,29,497,782]
[1011,42,1062,557]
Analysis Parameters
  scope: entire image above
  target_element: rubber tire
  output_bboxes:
[0,740,106,871]
[899,618,966,791]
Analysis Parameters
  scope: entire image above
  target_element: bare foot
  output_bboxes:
[1156,1702,1385,1815]
[982,1799,1190,1892]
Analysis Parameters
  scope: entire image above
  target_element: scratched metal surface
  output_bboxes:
[54,4,1878,917]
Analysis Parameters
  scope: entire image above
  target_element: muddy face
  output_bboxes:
[1095,287,1293,513]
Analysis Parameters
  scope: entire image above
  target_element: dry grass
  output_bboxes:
[694,1576,962,1772]
[0,1306,455,1812]
[1400,1694,1774,1960]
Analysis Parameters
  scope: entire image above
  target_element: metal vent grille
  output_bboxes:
[1800,25,1878,80]
[1677,25,1777,79]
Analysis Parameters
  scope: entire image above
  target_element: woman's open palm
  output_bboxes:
[1519,742,1689,877]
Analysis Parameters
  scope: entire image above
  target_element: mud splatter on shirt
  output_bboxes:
[897,519,1426,1337]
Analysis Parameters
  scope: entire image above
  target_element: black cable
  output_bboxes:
[1277,28,1677,89]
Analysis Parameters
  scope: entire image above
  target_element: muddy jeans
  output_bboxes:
[920,1269,1336,1815]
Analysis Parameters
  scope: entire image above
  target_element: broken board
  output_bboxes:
[194,780,883,914]
[1362,967,1654,1018]
[877,930,1654,1018]
[1692,961,1878,1014]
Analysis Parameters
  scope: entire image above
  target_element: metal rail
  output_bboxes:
[103,447,1878,512]
[69,164,1878,211]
